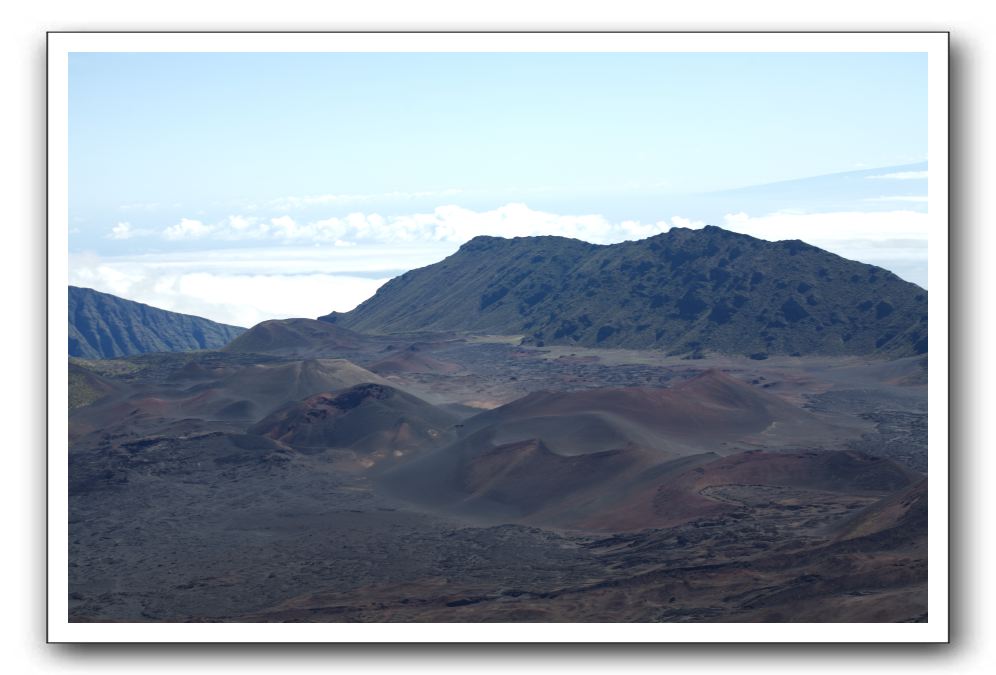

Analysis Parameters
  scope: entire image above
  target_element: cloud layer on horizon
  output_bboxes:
[68,245,461,327]
[107,202,931,253]
[81,204,932,327]
[131,204,706,247]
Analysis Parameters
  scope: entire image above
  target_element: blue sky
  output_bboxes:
[68,52,929,326]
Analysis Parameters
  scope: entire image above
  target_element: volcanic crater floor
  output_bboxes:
[68,332,928,623]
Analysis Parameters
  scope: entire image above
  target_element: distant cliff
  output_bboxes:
[69,286,245,359]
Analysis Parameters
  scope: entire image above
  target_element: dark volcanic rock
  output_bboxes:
[69,286,245,359]
[222,318,364,356]
[249,383,458,461]
[321,227,927,357]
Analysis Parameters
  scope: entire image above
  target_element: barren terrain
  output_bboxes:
[68,324,928,622]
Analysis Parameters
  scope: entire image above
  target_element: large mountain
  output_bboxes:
[321,226,927,357]
[69,286,246,359]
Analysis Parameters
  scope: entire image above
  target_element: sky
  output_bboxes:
[68,52,929,327]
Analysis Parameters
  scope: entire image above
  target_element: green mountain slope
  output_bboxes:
[69,286,246,359]
[321,226,927,358]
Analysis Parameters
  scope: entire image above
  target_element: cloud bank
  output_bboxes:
[148,204,705,246]
[68,246,454,327]
[717,209,929,288]
[70,267,389,329]
[84,203,931,326]
[142,203,929,260]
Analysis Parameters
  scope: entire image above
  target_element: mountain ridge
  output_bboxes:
[69,286,246,359]
[321,226,927,358]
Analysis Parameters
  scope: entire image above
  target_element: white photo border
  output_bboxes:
[47,31,949,643]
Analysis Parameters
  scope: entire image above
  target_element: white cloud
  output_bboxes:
[162,218,213,240]
[69,250,394,327]
[720,209,928,243]
[159,203,703,247]
[107,222,156,240]
[866,170,928,180]
[719,209,930,287]
[107,222,135,240]
[74,205,933,327]
[92,245,455,276]
[226,214,257,231]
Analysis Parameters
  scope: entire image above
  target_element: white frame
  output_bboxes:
[48,31,949,643]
